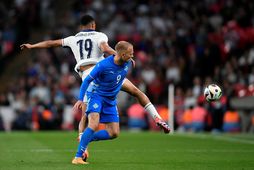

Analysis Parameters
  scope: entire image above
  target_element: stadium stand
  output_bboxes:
[0,0,254,132]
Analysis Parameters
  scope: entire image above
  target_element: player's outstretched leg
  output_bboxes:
[121,79,171,133]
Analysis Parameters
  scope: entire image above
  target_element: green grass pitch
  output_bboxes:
[0,131,254,170]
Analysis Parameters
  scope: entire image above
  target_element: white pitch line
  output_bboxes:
[213,135,254,145]
[11,148,254,154]
[13,149,75,153]
[177,133,254,145]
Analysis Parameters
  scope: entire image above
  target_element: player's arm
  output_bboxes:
[20,39,62,50]
[79,75,94,101]
[100,42,116,56]
[78,63,101,101]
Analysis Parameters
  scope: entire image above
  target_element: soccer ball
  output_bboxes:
[204,84,222,102]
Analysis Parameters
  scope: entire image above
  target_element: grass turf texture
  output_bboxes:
[0,131,254,170]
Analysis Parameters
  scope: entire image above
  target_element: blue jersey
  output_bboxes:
[79,55,131,100]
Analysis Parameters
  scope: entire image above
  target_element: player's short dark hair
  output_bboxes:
[80,15,95,26]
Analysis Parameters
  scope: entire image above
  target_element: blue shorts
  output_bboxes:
[86,93,119,123]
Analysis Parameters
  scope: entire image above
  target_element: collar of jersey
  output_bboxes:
[81,29,95,32]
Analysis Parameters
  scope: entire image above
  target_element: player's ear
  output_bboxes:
[79,25,82,30]
[92,22,96,29]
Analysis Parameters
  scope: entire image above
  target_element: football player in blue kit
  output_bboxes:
[72,41,134,164]
[20,14,170,162]
[20,15,170,139]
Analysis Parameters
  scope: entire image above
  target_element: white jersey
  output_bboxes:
[62,30,108,73]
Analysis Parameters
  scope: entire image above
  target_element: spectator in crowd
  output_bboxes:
[180,106,193,132]
[191,99,208,132]
[208,95,227,133]
[127,103,148,131]
[222,105,241,133]
[250,114,254,133]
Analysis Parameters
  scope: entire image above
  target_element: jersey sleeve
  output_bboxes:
[78,63,103,101]
[97,33,108,47]
[62,36,75,47]
[78,75,94,101]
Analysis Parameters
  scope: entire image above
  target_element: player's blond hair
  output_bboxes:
[115,41,133,54]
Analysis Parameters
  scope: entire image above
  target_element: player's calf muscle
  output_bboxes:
[136,91,150,106]
[109,131,119,139]
[106,124,120,138]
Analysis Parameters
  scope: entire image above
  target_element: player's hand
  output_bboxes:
[72,100,85,115]
[73,100,85,110]
[20,44,33,50]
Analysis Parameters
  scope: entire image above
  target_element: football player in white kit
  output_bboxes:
[20,14,170,160]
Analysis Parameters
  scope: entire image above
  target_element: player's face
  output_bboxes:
[121,46,134,62]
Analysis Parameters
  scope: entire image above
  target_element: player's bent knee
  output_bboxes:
[88,122,100,131]
[88,121,99,130]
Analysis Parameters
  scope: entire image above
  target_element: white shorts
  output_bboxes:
[79,66,95,103]
[80,66,95,81]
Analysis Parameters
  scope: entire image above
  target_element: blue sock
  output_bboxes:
[75,127,94,157]
[90,130,111,142]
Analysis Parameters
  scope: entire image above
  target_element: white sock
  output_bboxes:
[144,103,162,120]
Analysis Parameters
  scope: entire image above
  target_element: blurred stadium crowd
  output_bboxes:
[0,0,254,133]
